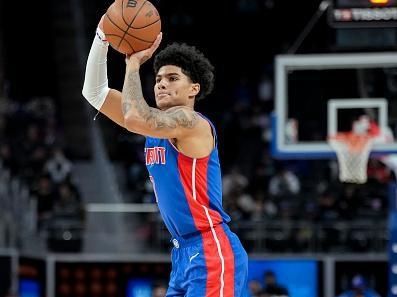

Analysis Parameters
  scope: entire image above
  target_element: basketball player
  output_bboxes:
[82,17,249,296]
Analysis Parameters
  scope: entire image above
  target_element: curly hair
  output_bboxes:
[153,43,215,100]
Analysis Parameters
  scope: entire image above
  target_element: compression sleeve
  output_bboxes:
[82,28,110,110]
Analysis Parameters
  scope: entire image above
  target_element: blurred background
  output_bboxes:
[1,0,397,296]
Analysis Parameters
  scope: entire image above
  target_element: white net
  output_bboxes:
[328,133,375,184]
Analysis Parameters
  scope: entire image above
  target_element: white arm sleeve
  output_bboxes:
[82,28,110,110]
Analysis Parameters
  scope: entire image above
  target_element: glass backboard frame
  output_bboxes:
[328,98,388,137]
[273,52,397,159]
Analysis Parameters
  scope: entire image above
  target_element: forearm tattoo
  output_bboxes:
[122,70,199,130]
[122,70,144,116]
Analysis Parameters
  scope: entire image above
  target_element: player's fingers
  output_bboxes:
[150,32,162,53]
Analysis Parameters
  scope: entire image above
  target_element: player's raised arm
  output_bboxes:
[82,15,125,128]
[123,102,200,139]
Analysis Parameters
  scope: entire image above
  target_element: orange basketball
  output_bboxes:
[103,0,161,55]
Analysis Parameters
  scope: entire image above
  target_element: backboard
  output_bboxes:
[272,52,397,159]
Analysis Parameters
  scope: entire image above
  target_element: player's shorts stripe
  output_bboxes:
[201,216,223,297]
[178,155,229,296]
[217,226,235,297]
[195,159,226,296]
[199,219,235,296]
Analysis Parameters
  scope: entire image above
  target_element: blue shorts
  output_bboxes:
[166,224,248,297]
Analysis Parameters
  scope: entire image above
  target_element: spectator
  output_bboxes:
[257,73,273,103]
[367,159,391,184]
[0,143,17,175]
[45,148,72,185]
[338,185,360,220]
[223,167,249,198]
[235,187,256,220]
[248,279,262,297]
[337,274,381,297]
[317,190,340,222]
[53,182,83,219]
[226,187,255,221]
[31,174,56,230]
[268,166,300,198]
[152,282,167,297]
[261,270,289,297]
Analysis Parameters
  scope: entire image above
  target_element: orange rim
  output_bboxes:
[328,132,373,153]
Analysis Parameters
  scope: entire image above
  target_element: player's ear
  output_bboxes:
[190,83,200,97]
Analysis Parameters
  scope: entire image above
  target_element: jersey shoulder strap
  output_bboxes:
[196,112,217,148]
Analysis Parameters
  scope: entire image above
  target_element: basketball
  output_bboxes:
[103,0,161,55]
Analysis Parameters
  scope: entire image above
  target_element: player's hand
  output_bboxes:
[126,32,163,66]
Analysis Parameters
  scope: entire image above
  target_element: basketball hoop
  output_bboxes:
[328,132,375,184]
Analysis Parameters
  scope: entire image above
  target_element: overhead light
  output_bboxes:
[369,0,389,4]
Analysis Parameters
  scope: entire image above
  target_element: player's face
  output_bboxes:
[154,65,199,110]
